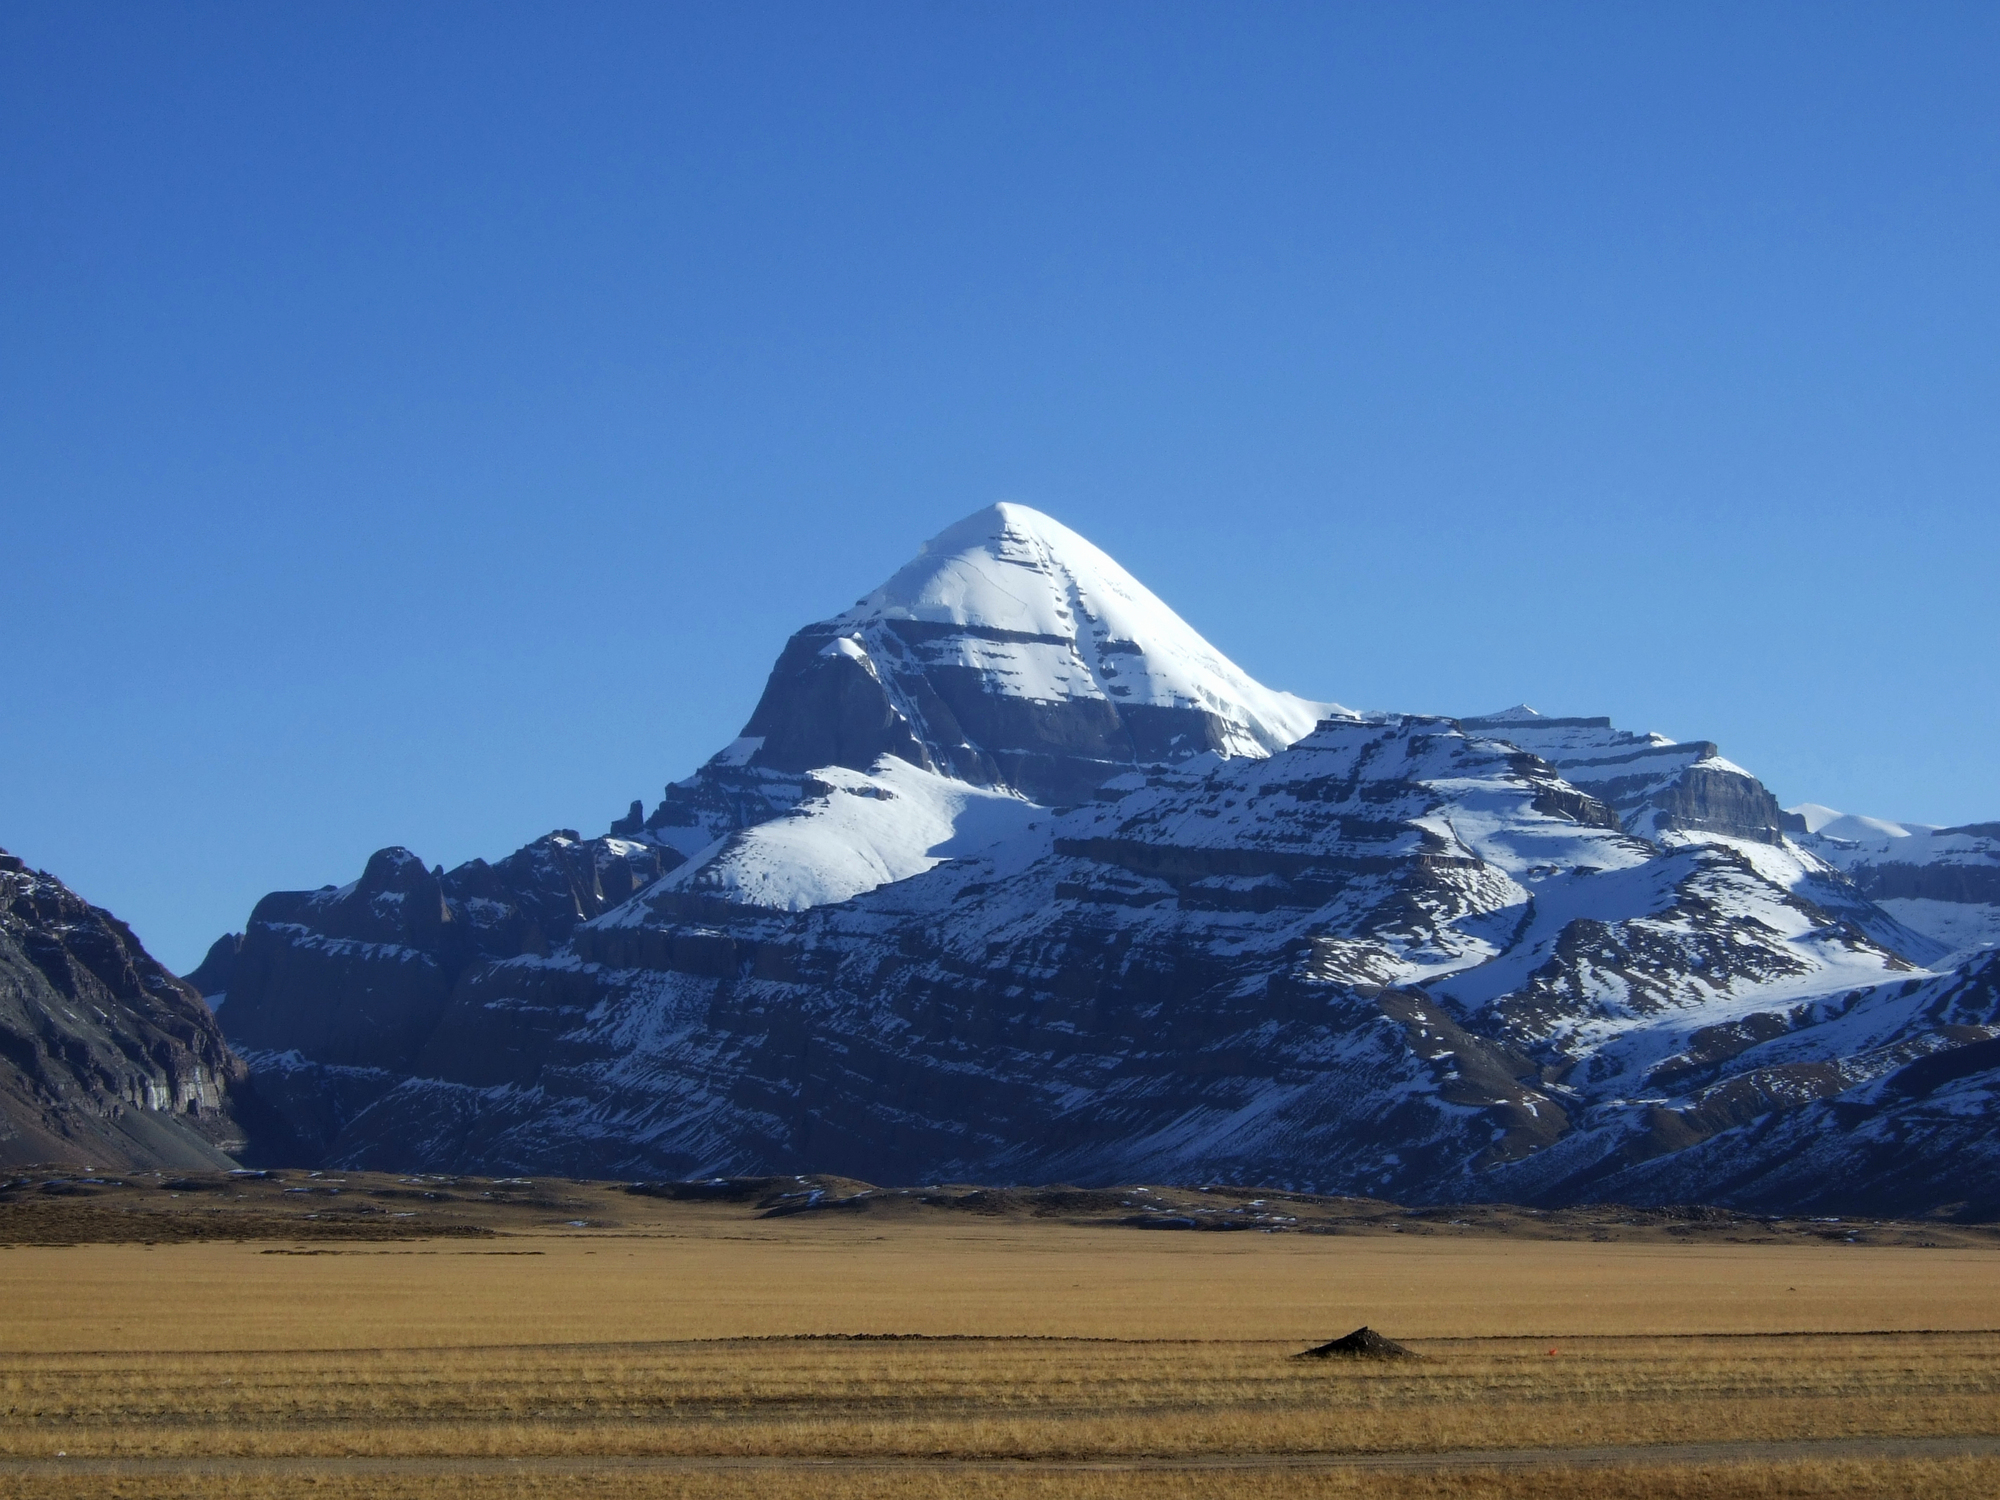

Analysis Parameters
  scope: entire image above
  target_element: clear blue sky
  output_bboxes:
[5,3,1997,971]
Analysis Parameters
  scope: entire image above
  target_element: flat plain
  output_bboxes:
[3,1171,1999,1498]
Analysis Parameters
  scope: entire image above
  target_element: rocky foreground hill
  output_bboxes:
[177,505,2000,1215]
[0,848,250,1169]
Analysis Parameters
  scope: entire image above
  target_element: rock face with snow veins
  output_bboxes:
[0,848,249,1169]
[276,712,1962,1209]
[212,505,2000,1216]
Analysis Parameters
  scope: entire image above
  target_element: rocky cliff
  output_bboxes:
[208,831,675,1157]
[0,847,250,1169]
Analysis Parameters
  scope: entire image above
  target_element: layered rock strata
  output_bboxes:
[205,506,2000,1216]
[0,848,249,1169]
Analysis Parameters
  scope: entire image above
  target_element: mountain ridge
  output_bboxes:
[189,506,2000,1211]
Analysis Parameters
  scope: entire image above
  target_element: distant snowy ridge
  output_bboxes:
[1790,803,1935,842]
[1786,802,2000,966]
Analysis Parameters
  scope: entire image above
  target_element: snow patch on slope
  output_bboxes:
[662,756,1043,911]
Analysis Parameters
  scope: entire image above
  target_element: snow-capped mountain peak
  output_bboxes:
[837,503,1342,753]
[204,504,2000,1218]
[630,502,1354,885]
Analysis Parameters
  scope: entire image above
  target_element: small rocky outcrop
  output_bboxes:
[1298,1327,1419,1359]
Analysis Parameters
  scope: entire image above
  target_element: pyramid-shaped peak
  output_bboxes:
[835,503,1340,753]
[844,502,1151,637]
[641,502,1345,857]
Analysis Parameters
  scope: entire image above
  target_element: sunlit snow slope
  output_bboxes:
[655,758,1044,912]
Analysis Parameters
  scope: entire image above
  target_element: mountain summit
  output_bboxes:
[633,505,1342,869]
[834,503,1337,758]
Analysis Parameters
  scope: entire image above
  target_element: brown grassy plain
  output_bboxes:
[4,1179,2000,1497]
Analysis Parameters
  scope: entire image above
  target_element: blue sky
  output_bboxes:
[5,3,1997,971]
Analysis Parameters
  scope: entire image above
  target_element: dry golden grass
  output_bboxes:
[2,1331,1998,1459]
[6,1218,1999,1348]
[3,1210,1999,1495]
[8,1461,2000,1499]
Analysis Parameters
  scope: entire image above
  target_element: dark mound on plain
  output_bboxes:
[1298,1326,1418,1359]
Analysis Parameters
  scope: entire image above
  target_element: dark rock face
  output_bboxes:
[222,848,460,1073]
[1850,862,2000,906]
[442,832,670,957]
[1643,763,1789,845]
[727,618,1272,809]
[0,847,249,1169]
[738,624,939,779]
[182,932,242,1003]
[219,832,676,1126]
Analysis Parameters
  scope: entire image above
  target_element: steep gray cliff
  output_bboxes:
[0,848,249,1169]
[214,831,674,1156]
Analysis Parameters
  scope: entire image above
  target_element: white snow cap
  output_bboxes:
[839,503,1345,753]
